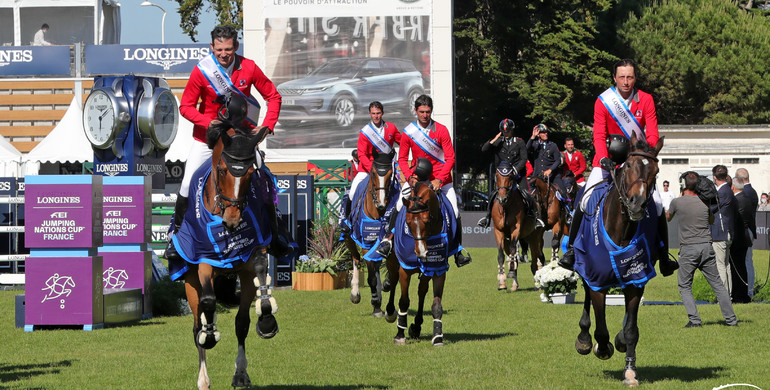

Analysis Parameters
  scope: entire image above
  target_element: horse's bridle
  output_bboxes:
[369,163,393,206]
[405,181,435,241]
[611,151,658,216]
[210,153,251,214]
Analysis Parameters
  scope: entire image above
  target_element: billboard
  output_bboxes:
[246,0,451,156]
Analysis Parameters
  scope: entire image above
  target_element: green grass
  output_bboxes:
[2,248,770,389]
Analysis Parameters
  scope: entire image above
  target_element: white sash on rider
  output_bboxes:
[403,122,445,163]
[360,123,392,154]
[197,53,261,126]
[598,87,644,140]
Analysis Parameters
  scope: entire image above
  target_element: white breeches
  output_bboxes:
[396,182,459,218]
[580,167,662,216]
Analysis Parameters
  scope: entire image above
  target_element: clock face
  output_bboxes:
[152,90,178,148]
[83,90,118,148]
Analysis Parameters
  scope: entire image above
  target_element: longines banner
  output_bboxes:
[0,46,70,76]
[84,44,210,75]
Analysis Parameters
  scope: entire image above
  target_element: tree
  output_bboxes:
[620,0,770,124]
[175,0,242,42]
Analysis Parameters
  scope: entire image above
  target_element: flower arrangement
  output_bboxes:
[533,261,580,300]
[295,255,338,276]
[295,217,350,276]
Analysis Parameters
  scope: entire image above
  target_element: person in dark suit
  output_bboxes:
[729,176,753,303]
[710,165,736,294]
[735,168,758,298]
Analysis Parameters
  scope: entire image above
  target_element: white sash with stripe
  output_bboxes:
[598,87,643,140]
[403,122,444,163]
[360,123,392,154]
[197,53,261,126]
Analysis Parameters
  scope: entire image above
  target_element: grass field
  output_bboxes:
[2,248,769,389]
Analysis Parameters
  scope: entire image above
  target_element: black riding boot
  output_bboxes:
[657,213,678,277]
[338,193,352,234]
[375,211,399,257]
[454,216,472,267]
[267,203,293,257]
[165,195,188,262]
[522,189,545,228]
[558,207,584,271]
[477,192,497,228]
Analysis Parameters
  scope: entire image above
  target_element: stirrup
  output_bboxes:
[536,218,545,228]
[558,248,575,271]
[455,250,472,268]
[477,216,490,228]
[338,220,351,234]
[375,238,392,257]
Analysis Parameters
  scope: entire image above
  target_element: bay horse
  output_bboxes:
[343,150,400,320]
[530,176,570,263]
[393,175,451,346]
[491,161,545,291]
[572,134,664,387]
[168,124,278,390]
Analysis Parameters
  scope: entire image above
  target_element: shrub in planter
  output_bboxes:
[151,275,187,317]
[752,279,770,302]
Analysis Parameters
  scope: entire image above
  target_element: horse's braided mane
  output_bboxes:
[631,137,657,156]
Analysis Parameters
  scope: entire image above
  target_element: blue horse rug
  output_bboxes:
[369,190,461,276]
[342,175,400,253]
[573,182,662,291]
[168,163,273,281]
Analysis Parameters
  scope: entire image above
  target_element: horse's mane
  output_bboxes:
[630,137,657,156]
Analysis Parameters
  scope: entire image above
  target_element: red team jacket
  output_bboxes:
[592,89,659,167]
[356,122,401,174]
[563,150,587,183]
[398,121,455,185]
[180,55,282,143]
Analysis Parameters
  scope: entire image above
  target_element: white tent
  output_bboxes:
[0,134,22,177]
[23,97,92,174]
[0,0,120,46]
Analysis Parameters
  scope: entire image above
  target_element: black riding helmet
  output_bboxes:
[413,157,433,182]
[499,118,515,133]
[216,93,249,127]
[606,134,630,164]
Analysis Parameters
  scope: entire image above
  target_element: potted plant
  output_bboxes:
[292,217,350,291]
[533,261,580,304]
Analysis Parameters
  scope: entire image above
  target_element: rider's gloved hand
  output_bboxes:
[600,157,615,172]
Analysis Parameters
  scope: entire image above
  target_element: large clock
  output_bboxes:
[83,86,130,149]
[137,80,179,150]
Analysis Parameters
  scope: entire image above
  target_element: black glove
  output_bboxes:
[600,157,615,172]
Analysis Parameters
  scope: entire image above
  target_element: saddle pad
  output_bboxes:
[344,175,400,250]
[573,182,659,291]
[373,190,461,276]
[168,164,272,281]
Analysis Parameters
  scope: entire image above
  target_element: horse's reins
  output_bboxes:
[209,153,250,214]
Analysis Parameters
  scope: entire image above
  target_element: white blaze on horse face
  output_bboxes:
[376,174,387,208]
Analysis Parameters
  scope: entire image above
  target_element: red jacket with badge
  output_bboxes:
[563,150,587,183]
[180,55,282,143]
[398,121,455,185]
[356,122,401,174]
[592,89,659,167]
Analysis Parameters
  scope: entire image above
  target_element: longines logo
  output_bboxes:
[136,163,164,176]
[122,47,210,70]
[0,49,33,67]
[95,163,129,176]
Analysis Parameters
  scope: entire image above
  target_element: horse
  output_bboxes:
[530,176,570,263]
[343,150,400,320]
[167,124,278,390]
[490,162,545,291]
[393,176,455,346]
[571,134,664,387]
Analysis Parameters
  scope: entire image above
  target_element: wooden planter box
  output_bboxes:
[292,271,348,291]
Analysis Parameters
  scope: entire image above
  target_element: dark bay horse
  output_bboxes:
[394,177,448,346]
[530,176,570,262]
[169,124,278,390]
[491,162,544,291]
[572,135,664,387]
[343,150,400,319]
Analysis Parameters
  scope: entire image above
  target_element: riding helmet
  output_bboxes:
[499,119,515,133]
[606,134,630,164]
[413,157,433,181]
[217,93,249,126]
[536,123,549,133]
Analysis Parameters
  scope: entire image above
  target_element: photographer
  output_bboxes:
[667,172,738,327]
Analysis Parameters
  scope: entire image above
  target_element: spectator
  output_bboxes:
[33,23,52,46]
[734,168,758,299]
[660,180,677,210]
[729,176,753,303]
[710,165,737,294]
[562,137,587,187]
[667,172,738,328]
[759,193,770,211]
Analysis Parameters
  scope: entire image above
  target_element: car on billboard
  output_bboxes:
[276,57,425,128]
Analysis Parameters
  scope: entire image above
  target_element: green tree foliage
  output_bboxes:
[175,0,242,42]
[620,0,770,124]
[454,0,615,174]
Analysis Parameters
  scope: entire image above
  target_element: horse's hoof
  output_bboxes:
[576,333,593,355]
[614,332,627,353]
[350,293,361,304]
[256,314,279,339]
[510,280,519,292]
[593,342,614,360]
[197,328,220,350]
[432,335,444,346]
[408,324,421,339]
[394,337,406,345]
[622,369,639,387]
[498,284,506,290]
[385,312,397,323]
[373,308,384,318]
[231,372,252,388]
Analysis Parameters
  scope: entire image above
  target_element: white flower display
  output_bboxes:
[533,261,580,301]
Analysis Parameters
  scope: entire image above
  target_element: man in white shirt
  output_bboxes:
[33,24,52,46]
[660,180,677,210]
